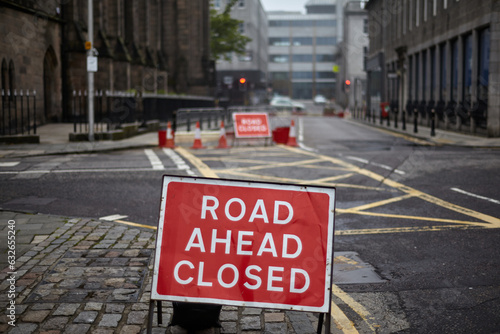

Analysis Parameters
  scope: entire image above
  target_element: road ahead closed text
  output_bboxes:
[152,177,335,312]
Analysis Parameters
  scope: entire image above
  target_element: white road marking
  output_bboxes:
[347,156,405,175]
[163,148,196,175]
[451,187,500,205]
[144,149,165,170]
[297,117,317,152]
[100,214,129,221]
[0,162,20,167]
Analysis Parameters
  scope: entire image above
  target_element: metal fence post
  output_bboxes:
[413,108,418,133]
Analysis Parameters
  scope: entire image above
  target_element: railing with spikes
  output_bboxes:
[1,89,37,136]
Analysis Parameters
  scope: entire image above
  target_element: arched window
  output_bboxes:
[8,60,15,93]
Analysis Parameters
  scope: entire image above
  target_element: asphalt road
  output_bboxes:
[1,116,499,333]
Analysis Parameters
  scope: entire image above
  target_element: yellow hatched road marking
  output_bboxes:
[282,145,500,228]
[173,147,369,334]
[175,147,219,178]
[333,284,378,331]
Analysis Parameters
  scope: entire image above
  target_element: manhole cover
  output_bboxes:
[26,249,152,303]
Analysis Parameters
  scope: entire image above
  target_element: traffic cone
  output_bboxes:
[286,119,299,147]
[165,121,175,148]
[191,121,205,149]
[217,121,230,149]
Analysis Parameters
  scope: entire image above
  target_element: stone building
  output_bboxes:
[365,0,500,137]
[0,0,212,125]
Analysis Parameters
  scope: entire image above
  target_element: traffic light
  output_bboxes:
[238,77,247,91]
[344,79,351,93]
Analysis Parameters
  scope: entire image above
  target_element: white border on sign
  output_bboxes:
[232,112,272,138]
[151,175,336,313]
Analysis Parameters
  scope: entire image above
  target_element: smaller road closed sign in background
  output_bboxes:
[152,176,336,312]
[232,112,271,138]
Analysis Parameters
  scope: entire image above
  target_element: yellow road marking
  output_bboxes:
[282,145,500,228]
[345,194,415,211]
[336,209,488,227]
[336,224,481,235]
[333,284,378,332]
[218,158,325,172]
[330,300,359,334]
[175,147,219,178]
[298,173,355,184]
[219,169,391,191]
[114,219,157,230]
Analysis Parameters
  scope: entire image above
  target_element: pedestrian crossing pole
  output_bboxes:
[87,0,95,142]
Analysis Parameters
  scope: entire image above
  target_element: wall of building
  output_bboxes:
[0,2,63,123]
[366,0,499,137]
[1,0,212,125]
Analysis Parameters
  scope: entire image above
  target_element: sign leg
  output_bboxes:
[317,313,324,334]
[157,301,163,324]
[147,299,155,334]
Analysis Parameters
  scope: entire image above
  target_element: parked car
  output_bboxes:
[313,94,328,105]
[270,96,306,112]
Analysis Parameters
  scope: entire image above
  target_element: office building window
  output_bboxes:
[430,47,436,99]
[451,39,458,101]
[292,54,313,62]
[415,53,419,100]
[316,54,335,62]
[271,72,289,80]
[463,34,472,99]
[316,37,337,45]
[422,50,427,100]
[293,72,313,79]
[478,28,490,100]
[440,43,446,100]
[238,0,245,8]
[270,55,289,63]
[408,55,413,100]
[270,37,290,46]
[317,71,335,79]
[293,37,313,45]
[269,19,335,27]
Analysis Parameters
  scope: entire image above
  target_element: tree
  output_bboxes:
[210,0,252,61]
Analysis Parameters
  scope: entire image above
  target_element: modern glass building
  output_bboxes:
[267,0,340,100]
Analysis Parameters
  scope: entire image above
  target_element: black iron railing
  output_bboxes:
[1,89,37,136]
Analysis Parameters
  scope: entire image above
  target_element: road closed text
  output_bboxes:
[152,177,335,312]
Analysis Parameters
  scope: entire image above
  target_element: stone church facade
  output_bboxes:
[0,0,212,123]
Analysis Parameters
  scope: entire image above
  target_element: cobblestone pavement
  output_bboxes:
[1,211,322,334]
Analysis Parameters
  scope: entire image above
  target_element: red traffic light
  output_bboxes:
[345,80,351,86]
[239,77,246,84]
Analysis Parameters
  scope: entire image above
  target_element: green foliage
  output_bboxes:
[210,0,252,61]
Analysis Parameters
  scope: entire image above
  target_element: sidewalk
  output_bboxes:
[345,116,500,148]
[0,211,322,334]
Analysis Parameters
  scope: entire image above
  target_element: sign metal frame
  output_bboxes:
[148,175,335,333]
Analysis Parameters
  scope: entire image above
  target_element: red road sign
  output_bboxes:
[232,112,271,138]
[151,176,336,312]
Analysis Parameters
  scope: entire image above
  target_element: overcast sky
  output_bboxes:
[260,0,307,13]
